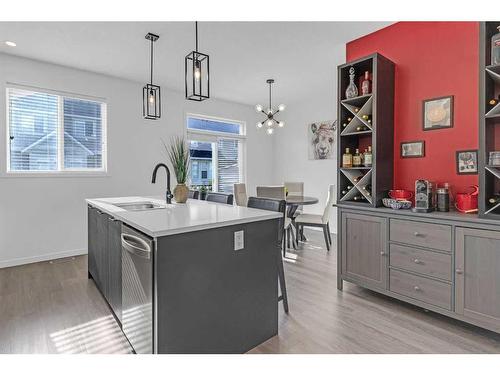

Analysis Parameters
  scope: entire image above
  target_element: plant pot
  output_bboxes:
[199,191,207,200]
[173,183,189,203]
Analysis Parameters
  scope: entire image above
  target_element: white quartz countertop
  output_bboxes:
[86,196,282,238]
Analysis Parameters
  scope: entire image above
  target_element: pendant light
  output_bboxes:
[185,21,210,101]
[255,79,285,135]
[143,32,161,120]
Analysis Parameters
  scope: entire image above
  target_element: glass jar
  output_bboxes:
[345,67,358,99]
[492,26,500,66]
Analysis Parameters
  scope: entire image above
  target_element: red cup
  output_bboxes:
[389,189,413,201]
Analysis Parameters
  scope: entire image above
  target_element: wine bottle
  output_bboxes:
[489,95,500,107]
[347,185,353,190]
[353,195,365,201]
[342,148,353,168]
[353,149,362,167]
[361,71,371,95]
[342,122,347,129]
[347,117,352,122]
[354,107,360,113]
[489,196,500,205]
[363,184,372,192]
[341,189,348,195]
[362,114,370,121]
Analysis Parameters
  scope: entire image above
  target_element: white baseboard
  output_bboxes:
[0,248,87,269]
[306,226,337,235]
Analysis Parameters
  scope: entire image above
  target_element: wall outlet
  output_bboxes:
[234,230,244,251]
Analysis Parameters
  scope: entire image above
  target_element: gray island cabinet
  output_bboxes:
[337,204,500,335]
[87,197,282,354]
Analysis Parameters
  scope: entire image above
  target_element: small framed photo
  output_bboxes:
[456,150,478,175]
[423,95,454,131]
[401,141,425,158]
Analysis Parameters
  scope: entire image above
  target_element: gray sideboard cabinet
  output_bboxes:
[337,204,500,335]
[340,212,388,291]
[87,205,122,323]
[455,228,500,332]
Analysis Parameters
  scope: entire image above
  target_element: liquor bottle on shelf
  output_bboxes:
[342,148,353,168]
[361,71,371,95]
[345,67,359,99]
[491,25,500,66]
[353,149,362,167]
[363,146,373,167]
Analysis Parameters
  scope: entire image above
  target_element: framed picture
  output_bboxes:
[422,95,454,130]
[456,150,478,174]
[308,120,336,160]
[401,141,425,158]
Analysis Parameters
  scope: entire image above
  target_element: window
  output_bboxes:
[186,114,245,193]
[6,87,106,173]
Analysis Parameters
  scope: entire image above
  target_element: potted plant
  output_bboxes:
[165,136,190,203]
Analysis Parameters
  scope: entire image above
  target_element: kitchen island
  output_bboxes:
[86,196,282,354]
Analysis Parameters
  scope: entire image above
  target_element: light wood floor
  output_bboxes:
[1,229,500,354]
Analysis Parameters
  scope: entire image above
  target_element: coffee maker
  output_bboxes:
[412,179,435,213]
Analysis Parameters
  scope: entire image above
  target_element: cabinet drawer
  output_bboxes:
[390,244,452,281]
[390,219,451,252]
[390,269,451,310]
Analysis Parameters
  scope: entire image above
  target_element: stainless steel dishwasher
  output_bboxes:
[121,224,153,354]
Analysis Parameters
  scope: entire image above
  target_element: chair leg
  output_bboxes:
[294,221,299,247]
[282,229,287,258]
[277,247,289,313]
[287,227,291,249]
[327,222,332,245]
[290,226,297,250]
[323,225,330,251]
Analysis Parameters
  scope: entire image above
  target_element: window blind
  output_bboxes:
[8,88,59,171]
[7,87,106,173]
[217,138,241,193]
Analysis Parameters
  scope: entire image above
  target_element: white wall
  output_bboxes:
[0,53,273,268]
[271,60,342,233]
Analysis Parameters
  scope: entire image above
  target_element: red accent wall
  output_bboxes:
[346,22,479,194]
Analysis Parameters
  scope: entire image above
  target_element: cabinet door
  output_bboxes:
[87,206,98,280]
[95,210,109,297]
[107,217,122,322]
[455,228,500,331]
[341,212,388,290]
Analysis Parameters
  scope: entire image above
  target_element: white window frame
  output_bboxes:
[185,113,246,192]
[4,84,108,177]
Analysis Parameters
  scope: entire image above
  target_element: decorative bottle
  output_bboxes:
[353,149,362,167]
[361,71,371,95]
[345,67,358,99]
[342,148,353,168]
[492,26,500,66]
[363,146,373,167]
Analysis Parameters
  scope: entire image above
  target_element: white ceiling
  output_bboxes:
[0,22,390,106]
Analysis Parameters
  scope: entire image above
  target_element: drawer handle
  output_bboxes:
[413,259,421,264]
[414,286,421,291]
[456,268,463,274]
[414,231,425,237]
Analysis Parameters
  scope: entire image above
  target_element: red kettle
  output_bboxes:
[455,185,479,213]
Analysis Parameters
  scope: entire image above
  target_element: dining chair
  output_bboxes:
[205,192,234,205]
[233,183,248,207]
[284,181,304,217]
[256,185,285,199]
[256,185,295,253]
[247,196,289,313]
[188,190,199,200]
[295,184,335,251]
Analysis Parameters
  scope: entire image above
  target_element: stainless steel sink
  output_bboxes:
[114,201,165,211]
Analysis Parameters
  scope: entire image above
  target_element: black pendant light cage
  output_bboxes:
[143,32,161,120]
[185,22,210,101]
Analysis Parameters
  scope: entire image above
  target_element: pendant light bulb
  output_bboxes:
[278,121,284,128]
[267,120,273,127]
[278,104,286,112]
[255,104,263,112]
[267,128,274,135]
[194,60,201,81]
[256,122,263,129]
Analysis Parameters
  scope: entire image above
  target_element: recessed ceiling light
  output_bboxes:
[5,41,16,47]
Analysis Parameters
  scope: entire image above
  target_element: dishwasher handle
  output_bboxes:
[121,233,151,259]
